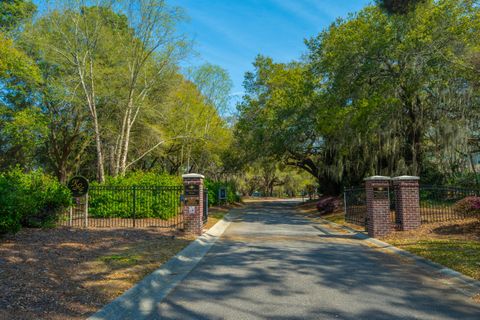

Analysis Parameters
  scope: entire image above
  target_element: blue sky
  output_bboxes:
[170,0,372,105]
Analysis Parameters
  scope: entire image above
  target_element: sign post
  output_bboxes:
[218,187,227,204]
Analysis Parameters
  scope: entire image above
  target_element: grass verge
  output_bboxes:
[386,238,480,280]
[382,218,480,281]
[297,200,480,291]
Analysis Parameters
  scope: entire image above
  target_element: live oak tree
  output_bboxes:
[376,0,428,14]
[235,0,480,194]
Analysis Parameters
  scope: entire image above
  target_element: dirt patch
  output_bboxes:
[433,221,480,239]
[383,218,480,242]
[0,227,191,320]
[0,203,238,320]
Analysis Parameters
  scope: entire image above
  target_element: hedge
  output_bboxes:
[0,169,71,234]
[88,172,183,219]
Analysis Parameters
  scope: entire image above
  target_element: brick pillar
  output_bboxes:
[365,176,392,238]
[392,176,421,231]
[182,173,204,236]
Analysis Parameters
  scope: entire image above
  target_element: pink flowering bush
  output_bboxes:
[453,196,480,216]
[316,196,341,215]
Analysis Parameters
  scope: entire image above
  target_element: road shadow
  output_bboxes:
[91,200,480,319]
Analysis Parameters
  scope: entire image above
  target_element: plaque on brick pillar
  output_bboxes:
[364,176,392,238]
[182,173,205,236]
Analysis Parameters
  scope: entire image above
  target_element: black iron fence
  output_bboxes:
[203,188,209,225]
[389,187,400,229]
[420,185,480,223]
[344,187,367,227]
[59,185,186,228]
[344,184,480,228]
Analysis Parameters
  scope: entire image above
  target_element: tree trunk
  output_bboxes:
[93,113,105,183]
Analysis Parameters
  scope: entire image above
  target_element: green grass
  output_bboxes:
[388,239,480,280]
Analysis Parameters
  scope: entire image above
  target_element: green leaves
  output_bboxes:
[0,169,71,233]
[236,0,480,194]
[0,0,36,32]
[376,0,428,15]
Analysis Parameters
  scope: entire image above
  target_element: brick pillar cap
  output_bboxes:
[364,175,391,181]
[182,173,205,179]
[392,175,419,181]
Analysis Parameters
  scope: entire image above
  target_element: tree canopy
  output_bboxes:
[0,0,234,184]
[234,0,480,194]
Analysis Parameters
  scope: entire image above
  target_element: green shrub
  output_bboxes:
[447,173,480,189]
[0,169,71,234]
[88,172,183,219]
[205,180,240,206]
[99,171,182,187]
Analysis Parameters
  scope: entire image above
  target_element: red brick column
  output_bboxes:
[365,176,392,237]
[392,176,421,231]
[182,173,204,236]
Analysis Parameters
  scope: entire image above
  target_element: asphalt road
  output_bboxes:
[155,200,480,319]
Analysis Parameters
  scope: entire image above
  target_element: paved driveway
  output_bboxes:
[155,200,479,319]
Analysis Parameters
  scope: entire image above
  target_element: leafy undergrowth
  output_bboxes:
[383,218,480,280]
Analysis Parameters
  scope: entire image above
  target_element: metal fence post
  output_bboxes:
[84,193,89,228]
[69,206,73,227]
[343,187,347,216]
[132,185,137,228]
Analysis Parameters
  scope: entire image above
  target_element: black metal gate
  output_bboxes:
[344,187,367,228]
[344,183,399,230]
[59,185,184,229]
[389,185,400,230]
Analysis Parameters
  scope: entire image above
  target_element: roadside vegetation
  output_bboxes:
[298,199,480,281]
[383,219,480,280]
[0,0,310,235]
[2,0,480,316]
[233,0,480,195]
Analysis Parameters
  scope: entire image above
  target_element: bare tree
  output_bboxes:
[112,0,188,176]
[36,0,115,182]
